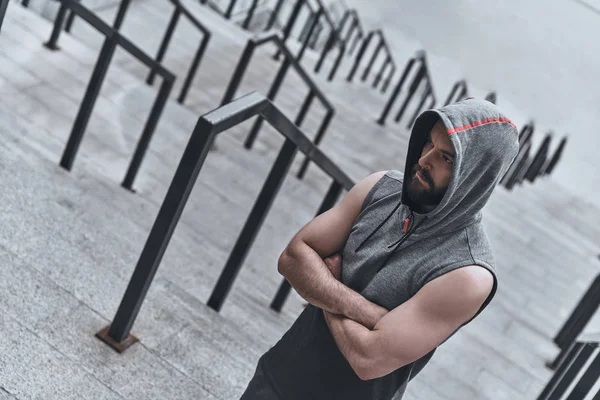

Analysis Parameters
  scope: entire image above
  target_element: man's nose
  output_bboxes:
[418,151,434,170]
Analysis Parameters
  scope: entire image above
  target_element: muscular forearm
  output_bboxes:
[324,311,374,380]
[278,241,387,329]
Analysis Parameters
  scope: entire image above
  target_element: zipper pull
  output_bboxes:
[403,217,410,233]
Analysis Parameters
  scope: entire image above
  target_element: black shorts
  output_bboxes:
[240,360,280,400]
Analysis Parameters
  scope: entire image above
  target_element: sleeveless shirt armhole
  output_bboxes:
[359,172,389,212]
[415,259,498,327]
[360,170,402,213]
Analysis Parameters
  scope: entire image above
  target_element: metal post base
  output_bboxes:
[43,42,61,51]
[95,325,139,353]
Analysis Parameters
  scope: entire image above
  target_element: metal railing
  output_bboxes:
[179,0,267,28]
[144,0,212,105]
[501,127,566,191]
[0,0,8,33]
[376,50,436,129]
[346,29,395,89]
[220,31,336,179]
[63,0,132,37]
[274,0,343,65]
[524,133,552,182]
[500,122,534,188]
[43,0,175,192]
[347,10,364,56]
[202,0,253,19]
[547,273,600,370]
[538,335,600,400]
[444,79,468,106]
[485,91,497,104]
[62,0,210,104]
[94,91,354,352]
[53,0,210,106]
[313,8,361,81]
[542,136,567,176]
[264,0,294,31]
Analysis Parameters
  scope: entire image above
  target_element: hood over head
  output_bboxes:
[402,98,519,237]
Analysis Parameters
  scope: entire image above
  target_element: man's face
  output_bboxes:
[406,120,455,211]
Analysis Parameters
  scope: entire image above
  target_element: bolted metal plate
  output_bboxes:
[95,326,139,353]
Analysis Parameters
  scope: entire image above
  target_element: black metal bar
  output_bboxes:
[274,0,304,60]
[241,0,259,29]
[346,30,373,82]
[548,340,580,371]
[511,155,532,189]
[0,0,8,33]
[298,9,315,43]
[297,8,322,62]
[112,0,131,30]
[207,138,298,312]
[224,0,238,18]
[501,137,531,187]
[177,33,211,104]
[294,91,315,127]
[516,154,533,185]
[105,117,218,344]
[381,63,395,94]
[221,40,257,105]
[565,349,600,399]
[376,57,417,126]
[344,18,357,44]
[44,1,69,50]
[336,9,351,38]
[20,0,28,7]
[519,124,535,145]
[501,123,534,184]
[147,7,181,86]
[297,108,334,179]
[407,85,430,129]
[525,134,551,182]
[264,0,285,30]
[327,42,345,81]
[314,31,334,73]
[60,37,117,171]
[546,343,596,400]
[554,274,600,350]
[245,59,291,149]
[373,57,390,88]
[270,180,344,312]
[444,80,462,106]
[122,76,174,191]
[485,92,497,104]
[427,93,436,110]
[349,30,361,55]
[361,37,383,82]
[544,136,567,175]
[64,0,80,33]
[308,22,322,48]
[540,342,585,399]
[394,64,426,123]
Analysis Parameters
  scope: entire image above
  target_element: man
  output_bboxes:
[240,98,519,399]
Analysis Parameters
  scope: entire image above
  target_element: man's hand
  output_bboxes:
[324,253,342,281]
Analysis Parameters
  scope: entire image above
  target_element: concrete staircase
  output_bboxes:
[1,2,599,399]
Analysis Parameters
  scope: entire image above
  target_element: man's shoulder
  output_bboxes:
[383,170,404,184]
[357,170,404,213]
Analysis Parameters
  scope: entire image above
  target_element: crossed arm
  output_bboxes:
[278,172,495,381]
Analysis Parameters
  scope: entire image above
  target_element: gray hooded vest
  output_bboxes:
[260,98,519,399]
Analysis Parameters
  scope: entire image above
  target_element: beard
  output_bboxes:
[406,164,448,210]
